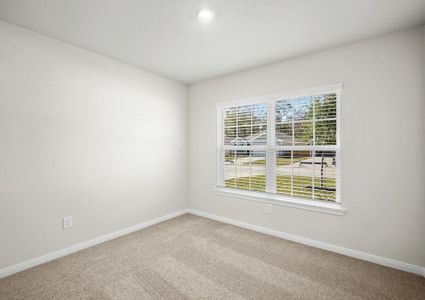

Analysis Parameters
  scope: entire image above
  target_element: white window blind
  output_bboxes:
[217,84,342,205]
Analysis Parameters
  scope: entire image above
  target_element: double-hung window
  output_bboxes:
[216,84,344,215]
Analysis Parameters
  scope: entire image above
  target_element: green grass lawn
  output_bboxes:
[225,174,336,201]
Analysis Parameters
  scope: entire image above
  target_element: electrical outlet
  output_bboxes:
[265,203,273,214]
[63,216,73,229]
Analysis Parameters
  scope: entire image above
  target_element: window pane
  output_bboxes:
[224,126,237,145]
[294,121,313,145]
[276,123,293,146]
[276,150,337,202]
[224,107,237,127]
[237,125,252,140]
[314,93,337,120]
[313,151,336,201]
[293,96,313,121]
[252,103,268,125]
[292,151,314,199]
[235,150,251,191]
[276,100,293,123]
[249,151,266,192]
[250,131,267,145]
[224,150,266,192]
[224,150,236,188]
[315,120,336,145]
[224,103,267,146]
[276,151,292,196]
[250,103,267,145]
[237,105,252,126]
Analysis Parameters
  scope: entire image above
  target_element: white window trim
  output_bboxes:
[216,83,345,215]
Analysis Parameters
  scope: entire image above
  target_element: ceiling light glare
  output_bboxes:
[198,9,214,23]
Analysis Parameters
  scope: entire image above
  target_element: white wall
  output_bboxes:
[189,27,425,267]
[1,20,424,273]
[0,21,188,269]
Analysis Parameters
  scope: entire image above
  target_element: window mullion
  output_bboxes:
[249,107,253,190]
[291,100,294,196]
[291,150,294,196]
[312,150,315,200]
[312,99,315,200]
[266,101,276,193]
[217,107,224,186]
[235,106,238,189]
[336,90,342,203]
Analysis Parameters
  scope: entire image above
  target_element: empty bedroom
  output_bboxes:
[0,0,425,299]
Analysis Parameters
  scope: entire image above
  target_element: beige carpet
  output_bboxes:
[1,214,424,299]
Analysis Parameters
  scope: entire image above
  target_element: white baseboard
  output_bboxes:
[188,209,425,277]
[0,208,189,279]
[2,208,424,279]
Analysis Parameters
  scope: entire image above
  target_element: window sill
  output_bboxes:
[214,187,346,216]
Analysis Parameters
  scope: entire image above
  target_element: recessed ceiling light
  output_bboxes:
[198,9,214,23]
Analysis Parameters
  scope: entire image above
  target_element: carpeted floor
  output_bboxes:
[1,214,424,299]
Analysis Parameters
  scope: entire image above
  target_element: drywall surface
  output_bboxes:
[0,21,188,268]
[189,27,425,267]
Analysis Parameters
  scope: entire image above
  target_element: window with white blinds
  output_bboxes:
[216,84,342,208]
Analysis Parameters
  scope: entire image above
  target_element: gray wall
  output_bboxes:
[189,27,425,267]
[0,21,188,269]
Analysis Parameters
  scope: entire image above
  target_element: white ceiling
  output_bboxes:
[1,0,425,83]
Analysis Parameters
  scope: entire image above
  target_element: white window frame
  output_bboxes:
[215,83,345,215]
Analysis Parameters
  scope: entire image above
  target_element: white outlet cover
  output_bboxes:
[63,216,73,229]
